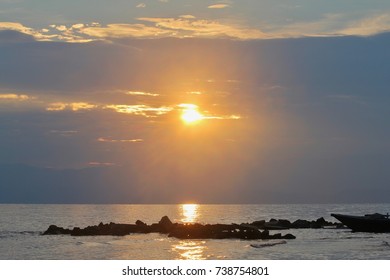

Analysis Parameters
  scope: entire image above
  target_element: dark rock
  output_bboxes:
[277,219,292,228]
[264,219,291,230]
[158,216,173,233]
[136,220,146,226]
[270,233,282,239]
[251,220,266,229]
[316,217,326,225]
[43,215,297,240]
[292,219,312,228]
[43,225,71,235]
[283,233,296,239]
[260,229,270,239]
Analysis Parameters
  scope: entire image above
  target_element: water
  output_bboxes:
[1,204,390,259]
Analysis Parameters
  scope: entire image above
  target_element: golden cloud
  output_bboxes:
[46,102,96,111]
[137,17,268,39]
[79,23,173,38]
[126,91,160,97]
[0,93,31,101]
[208,4,230,9]
[97,137,144,143]
[105,104,174,117]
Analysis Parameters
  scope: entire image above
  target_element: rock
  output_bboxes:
[260,229,270,239]
[251,220,266,229]
[42,225,71,235]
[43,215,297,240]
[283,233,296,239]
[316,217,326,225]
[158,216,173,233]
[277,219,292,228]
[136,220,147,226]
[292,219,312,228]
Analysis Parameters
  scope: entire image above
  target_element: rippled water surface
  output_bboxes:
[1,204,390,259]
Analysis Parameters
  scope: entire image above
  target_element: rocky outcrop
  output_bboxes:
[250,217,340,230]
[43,216,296,240]
[43,216,342,239]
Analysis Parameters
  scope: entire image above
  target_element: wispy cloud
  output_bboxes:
[268,13,390,38]
[337,13,390,36]
[136,3,146,8]
[126,91,159,97]
[88,161,116,166]
[208,4,230,9]
[3,12,390,43]
[204,115,241,120]
[79,23,173,38]
[137,17,268,39]
[187,91,203,95]
[97,137,144,143]
[180,15,196,19]
[49,130,78,136]
[0,93,31,101]
[105,104,174,117]
[46,102,96,111]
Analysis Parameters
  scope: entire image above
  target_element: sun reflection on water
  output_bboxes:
[181,204,199,223]
[173,240,207,260]
[171,204,206,259]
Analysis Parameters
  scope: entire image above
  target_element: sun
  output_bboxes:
[180,104,204,124]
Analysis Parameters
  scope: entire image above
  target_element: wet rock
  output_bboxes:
[251,220,266,229]
[283,233,296,239]
[136,220,146,226]
[158,216,173,233]
[43,225,72,235]
[264,219,291,230]
[292,219,312,228]
[43,216,297,240]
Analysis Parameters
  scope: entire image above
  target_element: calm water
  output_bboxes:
[1,204,390,260]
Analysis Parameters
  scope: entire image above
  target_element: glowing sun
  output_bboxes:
[180,104,204,124]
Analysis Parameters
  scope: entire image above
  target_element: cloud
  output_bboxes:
[180,15,196,19]
[136,3,146,8]
[3,11,390,44]
[0,93,31,101]
[208,4,230,9]
[0,22,93,42]
[268,13,390,38]
[49,130,78,137]
[79,23,173,38]
[187,91,203,95]
[46,102,96,111]
[88,161,116,166]
[138,17,268,39]
[126,91,159,97]
[97,137,144,143]
[105,104,174,117]
[0,22,35,35]
[337,13,390,36]
[204,115,241,120]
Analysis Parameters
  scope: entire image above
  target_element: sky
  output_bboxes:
[1,1,390,203]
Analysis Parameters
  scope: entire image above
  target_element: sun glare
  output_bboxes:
[181,204,199,223]
[180,104,204,124]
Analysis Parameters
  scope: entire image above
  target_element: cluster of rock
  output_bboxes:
[43,216,297,240]
[249,217,342,230]
[43,216,341,240]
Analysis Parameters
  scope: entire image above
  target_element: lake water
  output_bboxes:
[1,204,390,260]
